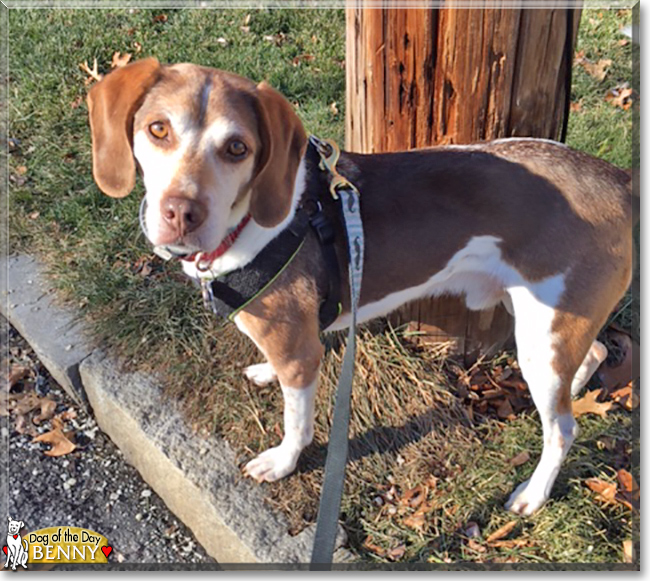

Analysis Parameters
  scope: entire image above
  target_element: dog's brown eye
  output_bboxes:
[149,121,168,140]
[227,140,247,158]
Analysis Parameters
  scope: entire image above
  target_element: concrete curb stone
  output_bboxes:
[1,254,92,407]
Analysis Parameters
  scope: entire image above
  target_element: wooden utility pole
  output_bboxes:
[346,3,581,358]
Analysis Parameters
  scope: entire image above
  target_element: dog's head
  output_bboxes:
[87,58,307,256]
[7,517,24,535]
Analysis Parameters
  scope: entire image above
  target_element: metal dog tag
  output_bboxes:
[153,246,173,261]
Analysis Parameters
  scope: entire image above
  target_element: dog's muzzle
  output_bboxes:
[138,197,199,261]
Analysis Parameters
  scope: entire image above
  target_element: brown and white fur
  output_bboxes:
[87,58,635,516]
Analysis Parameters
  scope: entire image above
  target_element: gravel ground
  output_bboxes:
[1,317,219,570]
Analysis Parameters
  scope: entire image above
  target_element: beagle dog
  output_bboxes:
[87,58,635,516]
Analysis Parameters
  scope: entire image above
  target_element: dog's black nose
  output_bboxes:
[161,196,207,237]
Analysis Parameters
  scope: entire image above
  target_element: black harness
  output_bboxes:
[201,141,342,330]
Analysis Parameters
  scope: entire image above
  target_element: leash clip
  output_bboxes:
[309,135,360,200]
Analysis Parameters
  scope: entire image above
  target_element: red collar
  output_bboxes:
[182,213,252,269]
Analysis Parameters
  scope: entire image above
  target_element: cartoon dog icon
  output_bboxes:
[4,516,28,570]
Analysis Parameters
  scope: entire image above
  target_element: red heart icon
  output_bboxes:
[13,535,18,540]
[2,546,6,555]
[101,546,112,558]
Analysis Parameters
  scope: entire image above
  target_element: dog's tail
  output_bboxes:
[22,539,28,552]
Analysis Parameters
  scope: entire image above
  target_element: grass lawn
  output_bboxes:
[6,6,638,566]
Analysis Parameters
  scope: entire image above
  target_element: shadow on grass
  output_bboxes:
[296,408,469,475]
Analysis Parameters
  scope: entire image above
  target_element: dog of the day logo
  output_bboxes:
[3,517,112,569]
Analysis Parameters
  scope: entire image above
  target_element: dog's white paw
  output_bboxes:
[244,363,278,387]
[244,445,300,482]
[504,478,548,516]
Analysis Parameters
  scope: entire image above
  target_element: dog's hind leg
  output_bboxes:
[504,278,597,516]
[570,340,608,397]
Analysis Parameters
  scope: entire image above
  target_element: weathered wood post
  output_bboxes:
[346,2,581,359]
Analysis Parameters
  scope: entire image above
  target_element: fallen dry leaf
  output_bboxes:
[387,544,406,561]
[79,58,103,84]
[575,55,612,81]
[466,538,486,553]
[403,513,426,532]
[605,86,634,111]
[152,14,168,23]
[401,484,426,508]
[610,384,639,411]
[329,101,339,116]
[292,53,315,67]
[623,539,634,563]
[133,41,142,54]
[363,536,386,557]
[7,364,30,390]
[617,468,639,494]
[585,477,617,504]
[572,388,614,419]
[486,520,518,544]
[15,414,38,437]
[32,398,57,425]
[111,51,132,69]
[13,392,41,415]
[570,101,583,113]
[133,255,154,277]
[59,408,77,422]
[508,451,530,467]
[616,469,640,510]
[33,428,76,457]
[585,58,612,81]
[490,539,530,549]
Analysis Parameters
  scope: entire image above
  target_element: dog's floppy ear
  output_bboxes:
[87,57,161,198]
[249,81,307,228]
[18,521,24,529]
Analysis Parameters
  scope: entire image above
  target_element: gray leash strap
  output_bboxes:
[310,186,364,569]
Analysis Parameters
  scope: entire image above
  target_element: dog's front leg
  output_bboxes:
[244,378,317,482]
[236,308,323,483]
